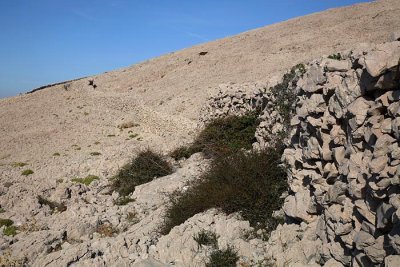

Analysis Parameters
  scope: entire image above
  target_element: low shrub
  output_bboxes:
[193,230,218,248]
[21,169,34,176]
[111,149,173,196]
[161,147,287,235]
[90,152,101,156]
[328,53,342,60]
[206,245,239,267]
[37,196,67,214]
[71,175,99,186]
[170,112,259,160]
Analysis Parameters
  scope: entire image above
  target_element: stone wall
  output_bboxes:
[199,40,400,266]
[281,41,400,266]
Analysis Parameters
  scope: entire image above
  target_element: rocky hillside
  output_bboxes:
[1,0,400,266]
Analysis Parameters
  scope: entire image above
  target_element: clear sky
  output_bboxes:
[0,0,371,98]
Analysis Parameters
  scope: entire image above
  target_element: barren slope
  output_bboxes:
[0,0,399,264]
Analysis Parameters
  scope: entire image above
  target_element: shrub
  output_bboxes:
[270,64,303,131]
[0,218,13,227]
[3,226,17,236]
[71,175,99,186]
[37,196,67,214]
[193,230,218,248]
[328,53,342,60]
[206,245,239,267]
[111,149,173,196]
[170,112,259,160]
[90,152,101,156]
[21,169,34,176]
[53,152,60,156]
[161,147,287,235]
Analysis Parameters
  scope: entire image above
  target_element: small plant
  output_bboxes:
[37,196,67,214]
[107,134,116,137]
[53,152,60,156]
[328,53,342,60]
[11,162,27,167]
[84,112,89,116]
[3,225,17,236]
[94,141,101,145]
[111,149,173,196]
[0,208,5,213]
[71,175,99,186]
[0,219,13,227]
[96,223,117,237]
[206,245,239,267]
[193,230,218,248]
[90,152,101,156]
[118,122,139,129]
[21,169,34,176]
[114,197,134,206]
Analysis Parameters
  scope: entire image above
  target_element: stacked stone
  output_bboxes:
[282,41,400,266]
[199,84,269,125]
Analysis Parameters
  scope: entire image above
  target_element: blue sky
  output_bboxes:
[0,0,371,98]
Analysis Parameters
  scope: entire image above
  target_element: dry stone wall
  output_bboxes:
[281,41,400,266]
[199,40,400,266]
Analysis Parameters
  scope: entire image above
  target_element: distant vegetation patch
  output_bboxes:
[0,219,17,236]
[111,149,173,196]
[11,162,28,168]
[21,169,34,176]
[71,175,99,186]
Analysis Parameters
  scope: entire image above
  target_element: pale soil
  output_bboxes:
[0,0,399,264]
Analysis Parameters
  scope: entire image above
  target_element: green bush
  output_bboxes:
[193,230,218,248]
[71,175,99,185]
[170,112,259,160]
[37,196,67,214]
[206,245,239,267]
[111,149,173,196]
[161,147,287,235]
